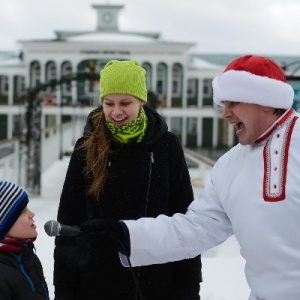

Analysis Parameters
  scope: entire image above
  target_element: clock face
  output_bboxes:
[102,12,113,23]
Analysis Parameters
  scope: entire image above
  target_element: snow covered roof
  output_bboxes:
[18,31,194,48]
[0,51,18,60]
[0,57,23,67]
[190,57,224,70]
[55,29,160,40]
[64,32,160,43]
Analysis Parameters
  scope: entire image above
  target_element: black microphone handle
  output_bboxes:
[60,224,82,236]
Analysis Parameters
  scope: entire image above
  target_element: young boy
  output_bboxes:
[0,181,49,299]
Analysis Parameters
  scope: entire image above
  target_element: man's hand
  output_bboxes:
[79,219,124,253]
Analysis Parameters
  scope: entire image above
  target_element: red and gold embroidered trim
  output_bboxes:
[263,115,298,201]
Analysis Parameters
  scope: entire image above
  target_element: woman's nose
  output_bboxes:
[112,106,123,115]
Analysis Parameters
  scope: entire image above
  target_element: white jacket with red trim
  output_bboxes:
[122,108,300,300]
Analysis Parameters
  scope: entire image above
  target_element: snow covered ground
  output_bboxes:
[29,157,250,300]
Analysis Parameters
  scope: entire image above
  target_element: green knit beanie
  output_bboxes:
[100,60,147,103]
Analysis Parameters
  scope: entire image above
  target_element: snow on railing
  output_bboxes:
[183,147,215,194]
[0,138,20,184]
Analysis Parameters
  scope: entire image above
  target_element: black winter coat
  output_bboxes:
[54,105,202,300]
[0,245,49,300]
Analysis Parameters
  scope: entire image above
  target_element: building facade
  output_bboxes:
[2,2,299,162]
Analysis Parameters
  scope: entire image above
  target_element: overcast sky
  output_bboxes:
[1,0,300,56]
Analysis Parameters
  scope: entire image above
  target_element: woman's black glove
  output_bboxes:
[79,219,124,253]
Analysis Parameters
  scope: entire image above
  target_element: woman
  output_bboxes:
[53,60,202,300]
[0,181,49,300]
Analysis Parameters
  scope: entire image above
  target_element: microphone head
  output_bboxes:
[44,220,61,237]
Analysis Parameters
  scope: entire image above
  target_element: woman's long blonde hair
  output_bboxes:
[81,110,113,199]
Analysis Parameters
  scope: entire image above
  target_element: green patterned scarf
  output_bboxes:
[105,107,148,143]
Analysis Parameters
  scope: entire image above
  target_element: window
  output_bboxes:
[142,63,152,90]
[203,79,213,97]
[187,79,196,97]
[156,64,167,97]
[17,76,25,92]
[172,64,182,97]
[172,81,178,94]
[187,117,197,134]
[47,62,56,81]
[30,62,41,88]
[156,80,163,93]
[15,76,26,104]
[171,117,182,140]
[62,63,72,95]
[0,76,9,95]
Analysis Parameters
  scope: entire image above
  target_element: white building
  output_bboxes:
[1,2,299,161]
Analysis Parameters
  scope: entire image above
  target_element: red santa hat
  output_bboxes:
[212,55,294,109]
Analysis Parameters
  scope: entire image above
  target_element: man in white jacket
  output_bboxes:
[81,55,300,300]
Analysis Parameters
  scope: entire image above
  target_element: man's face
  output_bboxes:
[221,102,276,145]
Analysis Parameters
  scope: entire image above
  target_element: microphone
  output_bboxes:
[44,220,81,237]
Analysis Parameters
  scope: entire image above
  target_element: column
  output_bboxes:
[166,64,172,107]
[182,116,187,146]
[228,124,234,146]
[7,114,13,139]
[212,117,219,147]
[197,117,203,147]
[198,77,203,108]
[182,67,187,108]
[151,63,157,95]
[40,63,45,83]
[8,75,13,105]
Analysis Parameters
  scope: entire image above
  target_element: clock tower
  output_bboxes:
[92,4,123,31]
[55,4,160,40]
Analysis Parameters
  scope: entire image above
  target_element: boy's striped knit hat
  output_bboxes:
[0,181,28,238]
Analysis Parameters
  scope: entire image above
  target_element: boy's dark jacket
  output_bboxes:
[0,244,49,299]
[54,105,202,300]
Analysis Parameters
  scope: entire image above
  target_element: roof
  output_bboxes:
[192,53,300,70]
[190,57,223,70]
[64,32,161,43]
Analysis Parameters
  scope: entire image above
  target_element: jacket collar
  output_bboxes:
[255,108,296,144]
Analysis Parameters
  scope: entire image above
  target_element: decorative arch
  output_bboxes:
[22,70,100,194]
